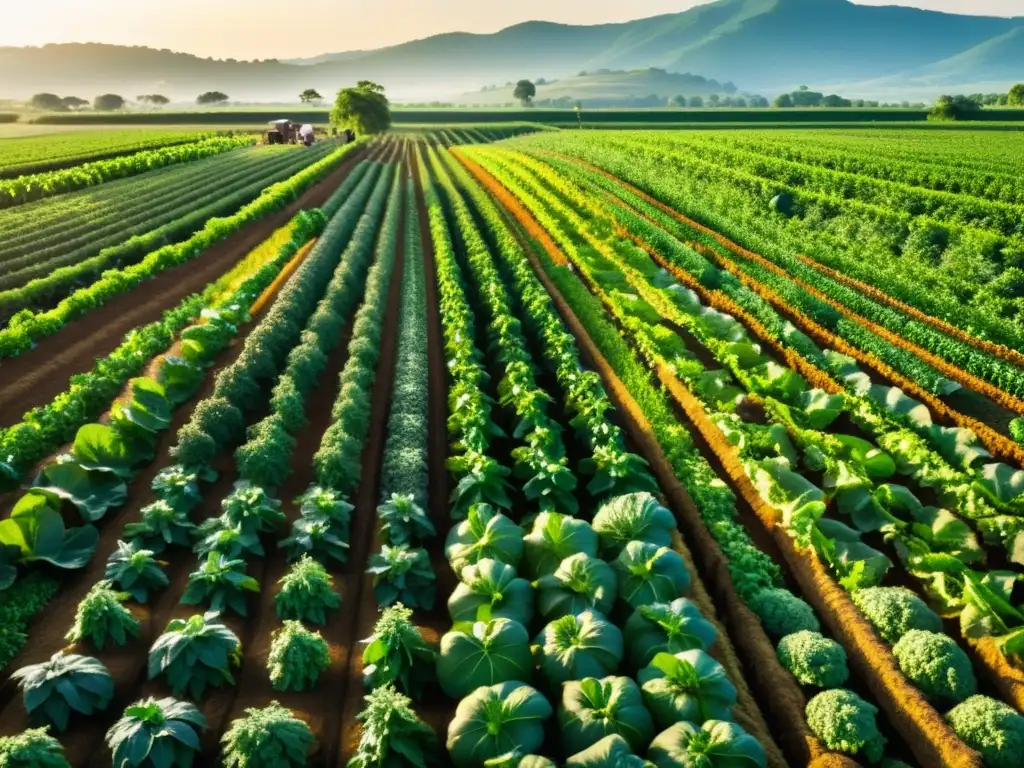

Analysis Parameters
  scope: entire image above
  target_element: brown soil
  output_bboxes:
[0,148,367,429]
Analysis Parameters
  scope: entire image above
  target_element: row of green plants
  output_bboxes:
[0,157,400,768]
[529,149,1024,560]
[0,138,366,357]
[0,144,334,310]
[0,134,256,208]
[422,146,772,768]
[464,146,1024,767]
[462,145,896,765]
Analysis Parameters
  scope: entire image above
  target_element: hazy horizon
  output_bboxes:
[2,0,1020,61]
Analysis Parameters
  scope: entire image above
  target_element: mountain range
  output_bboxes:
[0,0,1021,103]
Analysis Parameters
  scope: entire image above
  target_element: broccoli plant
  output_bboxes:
[148,612,241,700]
[103,541,169,602]
[275,555,341,624]
[362,603,437,698]
[268,621,329,692]
[438,619,531,700]
[0,727,70,768]
[221,701,314,768]
[123,500,198,554]
[181,552,259,616]
[106,697,206,768]
[379,493,436,547]
[368,544,436,610]
[748,587,820,639]
[851,586,942,644]
[776,631,849,689]
[12,652,114,731]
[892,629,977,704]
[946,695,1024,768]
[805,688,885,763]
[66,580,140,651]
[221,481,285,535]
[445,504,522,573]
[350,685,439,768]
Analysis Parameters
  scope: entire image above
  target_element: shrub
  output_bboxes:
[0,727,70,768]
[189,397,245,446]
[268,621,329,692]
[106,697,206,768]
[275,555,341,624]
[12,652,113,731]
[221,701,314,768]
[362,603,436,698]
[805,688,885,762]
[148,613,240,699]
[946,695,1024,768]
[748,587,819,638]
[235,414,295,490]
[892,629,976,704]
[776,631,849,688]
[66,580,140,650]
[170,423,217,467]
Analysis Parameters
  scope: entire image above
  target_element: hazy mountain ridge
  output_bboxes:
[0,0,1021,103]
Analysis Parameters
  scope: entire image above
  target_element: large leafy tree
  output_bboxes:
[93,94,125,111]
[30,93,63,111]
[196,91,229,105]
[330,81,391,135]
[513,79,536,107]
[1009,83,1024,106]
[299,88,323,104]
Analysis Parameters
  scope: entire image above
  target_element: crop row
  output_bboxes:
[461,145,1024,768]
[0,139,366,358]
[0,134,256,209]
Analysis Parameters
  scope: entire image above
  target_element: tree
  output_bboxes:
[822,94,852,107]
[138,94,170,107]
[330,81,391,135]
[749,96,769,108]
[61,96,88,110]
[671,95,687,107]
[513,80,537,107]
[30,93,63,111]
[928,94,981,121]
[93,94,125,111]
[688,95,704,108]
[1009,83,1024,106]
[299,88,323,104]
[196,91,229,106]
[708,94,721,107]
[733,97,748,108]
[774,93,794,108]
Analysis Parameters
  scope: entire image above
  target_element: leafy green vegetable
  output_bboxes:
[447,682,553,768]
[558,676,655,755]
[438,619,532,699]
[448,558,533,626]
[30,462,127,522]
[0,492,98,570]
[611,542,690,610]
[221,701,314,768]
[275,555,341,625]
[378,493,436,547]
[623,599,718,670]
[565,734,651,768]
[638,651,736,728]
[0,726,70,768]
[195,516,264,561]
[181,552,259,616]
[647,720,766,768]
[349,684,440,768]
[268,621,329,692]
[12,651,113,731]
[362,603,437,699]
[775,631,849,689]
[945,695,1024,768]
[71,424,136,478]
[104,541,169,602]
[106,697,206,768]
[805,689,885,763]
[445,504,524,573]
[533,610,623,688]
[535,554,617,621]
[850,586,942,644]
[66,580,140,651]
[592,493,676,558]
[148,612,240,700]
[892,629,976,704]
[368,544,436,610]
[747,588,819,639]
[522,512,598,579]
[123,499,198,553]
[221,481,285,535]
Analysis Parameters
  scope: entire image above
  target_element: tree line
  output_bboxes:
[26,89,326,112]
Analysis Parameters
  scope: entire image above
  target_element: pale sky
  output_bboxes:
[0,0,1020,60]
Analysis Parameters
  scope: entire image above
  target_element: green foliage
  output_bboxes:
[222,482,286,535]
[181,552,259,616]
[892,629,976,704]
[565,735,648,768]
[557,676,655,755]
[124,499,198,553]
[368,544,436,610]
[534,611,623,688]
[12,652,114,731]
[447,682,552,768]
[805,689,885,762]
[268,621,329,692]
[945,695,1024,768]
[331,81,392,136]
[445,504,522,573]
[236,414,295,490]
[448,558,532,626]
[648,720,766,768]
[195,515,264,560]
[282,486,353,565]
[379,494,436,548]
[106,697,206,768]
[775,631,849,689]
[747,588,820,638]
[221,701,314,768]
[611,541,690,610]
[0,574,59,672]
[349,684,439,768]
[851,586,943,644]
[0,727,71,768]
[592,492,676,557]
[522,512,598,579]
[0,492,98,570]
[104,541,169,602]
[66,580,141,651]
[275,555,341,625]
[536,553,617,621]
[623,598,717,670]
[438,619,531,699]
[362,603,437,698]
[148,612,240,700]
[638,650,737,729]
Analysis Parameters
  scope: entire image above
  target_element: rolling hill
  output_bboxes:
[0,0,1020,103]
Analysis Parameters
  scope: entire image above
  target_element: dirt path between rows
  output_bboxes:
[0,148,367,430]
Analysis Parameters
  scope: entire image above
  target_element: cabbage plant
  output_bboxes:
[623,599,718,669]
[445,504,523,573]
[181,552,259,616]
[148,612,240,700]
[535,554,617,621]
[106,697,206,768]
[638,651,737,728]
[566,734,652,768]
[447,683,552,768]
[123,499,197,554]
[592,493,676,557]
[448,559,533,626]
[558,676,655,755]
[438,619,532,699]
[612,542,690,610]
[12,652,113,731]
[533,611,623,687]
[103,541,169,602]
[522,512,598,579]
[647,721,766,768]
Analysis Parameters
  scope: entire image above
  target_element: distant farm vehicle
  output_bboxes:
[267,121,356,146]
